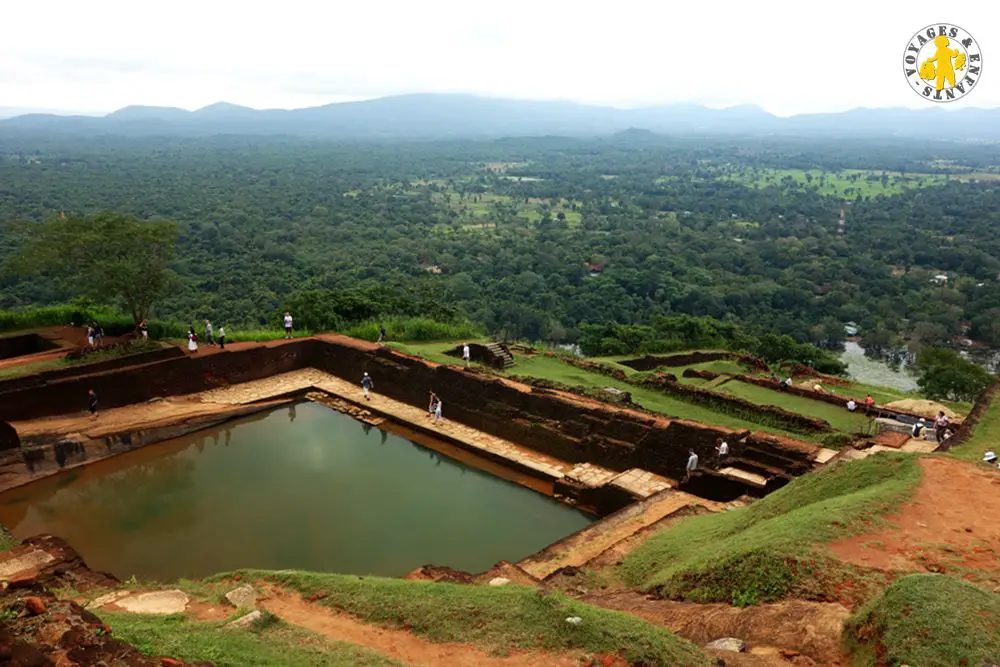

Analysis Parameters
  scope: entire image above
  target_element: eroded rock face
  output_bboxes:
[0,589,211,667]
[0,421,19,451]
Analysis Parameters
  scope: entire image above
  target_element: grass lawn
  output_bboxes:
[619,452,921,604]
[509,354,816,441]
[948,389,1000,464]
[216,570,710,666]
[844,574,1000,666]
[717,380,871,433]
[104,612,405,667]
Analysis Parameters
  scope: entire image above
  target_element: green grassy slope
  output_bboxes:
[105,612,407,667]
[216,570,711,667]
[844,574,1000,667]
[619,453,921,605]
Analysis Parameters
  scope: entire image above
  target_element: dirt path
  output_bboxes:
[827,456,1000,584]
[255,587,596,667]
[579,590,849,666]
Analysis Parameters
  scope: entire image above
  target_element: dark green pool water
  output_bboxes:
[0,402,592,581]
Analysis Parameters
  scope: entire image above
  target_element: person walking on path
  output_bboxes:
[715,439,730,469]
[187,327,198,353]
[934,411,950,442]
[86,325,95,348]
[138,320,148,341]
[462,343,471,367]
[377,325,387,344]
[283,312,294,339]
[683,449,698,483]
[88,389,98,420]
[433,397,443,423]
[427,391,438,418]
[204,320,216,346]
[361,372,373,401]
[218,325,226,350]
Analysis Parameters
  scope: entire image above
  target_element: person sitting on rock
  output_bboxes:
[912,418,927,439]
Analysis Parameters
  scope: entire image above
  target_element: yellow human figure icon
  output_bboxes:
[920,35,963,90]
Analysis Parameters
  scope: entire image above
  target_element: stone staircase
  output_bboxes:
[485,342,516,369]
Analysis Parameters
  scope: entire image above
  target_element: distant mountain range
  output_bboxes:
[1,94,999,141]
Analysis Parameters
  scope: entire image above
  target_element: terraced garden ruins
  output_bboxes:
[1,326,999,666]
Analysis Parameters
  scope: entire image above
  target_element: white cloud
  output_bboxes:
[1,0,996,116]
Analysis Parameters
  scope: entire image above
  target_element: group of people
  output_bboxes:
[85,323,105,348]
[186,320,227,352]
[683,438,733,483]
[845,394,876,416]
[911,411,953,442]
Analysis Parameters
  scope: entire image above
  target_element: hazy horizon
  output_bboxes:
[3,0,996,117]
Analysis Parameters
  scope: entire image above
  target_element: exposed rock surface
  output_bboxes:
[224,585,256,609]
[225,610,263,629]
[111,590,189,615]
[705,637,748,652]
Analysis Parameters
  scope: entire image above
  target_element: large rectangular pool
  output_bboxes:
[0,401,593,581]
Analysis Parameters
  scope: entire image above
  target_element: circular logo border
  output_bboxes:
[902,23,982,103]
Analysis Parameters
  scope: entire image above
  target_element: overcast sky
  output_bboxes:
[1,0,996,116]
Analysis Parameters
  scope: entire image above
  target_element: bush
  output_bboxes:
[345,317,483,342]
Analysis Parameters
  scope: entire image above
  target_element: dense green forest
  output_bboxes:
[2,133,999,356]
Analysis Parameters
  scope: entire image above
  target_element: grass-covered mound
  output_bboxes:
[219,570,711,666]
[845,574,1000,666]
[620,452,921,605]
[105,611,405,667]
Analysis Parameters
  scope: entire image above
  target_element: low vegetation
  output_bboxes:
[620,453,921,605]
[104,611,406,667]
[844,574,1000,666]
[218,570,711,666]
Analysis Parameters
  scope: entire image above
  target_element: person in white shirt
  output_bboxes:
[218,325,226,350]
[934,411,950,442]
[462,343,471,366]
[684,449,698,483]
[715,439,730,468]
[846,399,857,412]
[912,418,926,439]
[434,398,443,422]
[283,312,293,339]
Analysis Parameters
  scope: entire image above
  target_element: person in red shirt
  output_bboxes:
[864,394,875,416]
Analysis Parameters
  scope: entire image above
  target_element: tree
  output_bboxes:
[914,347,994,402]
[8,212,179,324]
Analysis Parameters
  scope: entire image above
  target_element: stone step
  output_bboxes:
[717,466,769,488]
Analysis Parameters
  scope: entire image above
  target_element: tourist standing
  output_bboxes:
[88,389,98,420]
[361,372,373,401]
[138,320,148,340]
[434,397,443,423]
[934,411,950,442]
[94,324,104,347]
[86,325,95,348]
[864,394,875,416]
[205,320,215,346]
[377,325,387,344]
[283,312,294,339]
[715,439,729,468]
[462,343,471,367]
[428,391,438,418]
[218,325,226,349]
[684,449,698,483]
[187,327,198,353]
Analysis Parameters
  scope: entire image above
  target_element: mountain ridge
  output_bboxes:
[1,93,998,140]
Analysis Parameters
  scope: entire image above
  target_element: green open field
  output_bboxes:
[716,380,872,433]
[719,168,951,197]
